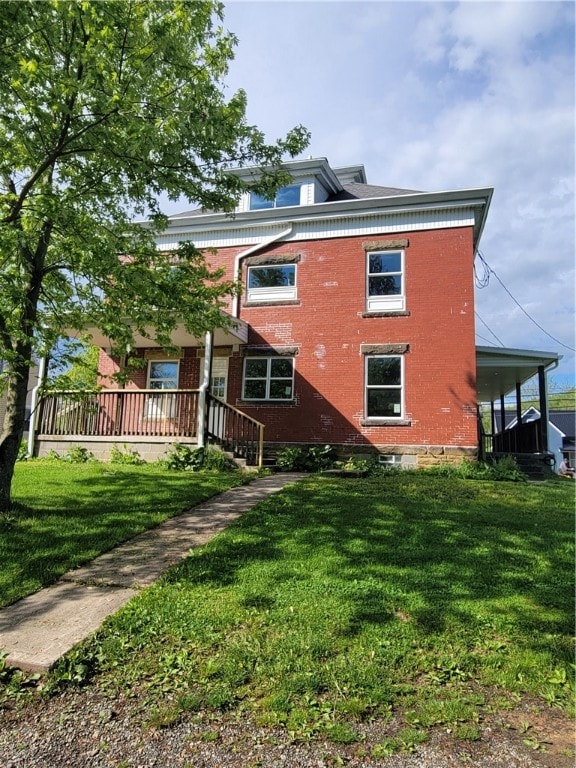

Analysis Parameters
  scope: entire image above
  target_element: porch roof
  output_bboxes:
[476,345,561,403]
[67,312,248,350]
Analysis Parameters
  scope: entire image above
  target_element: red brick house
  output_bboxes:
[34,157,559,466]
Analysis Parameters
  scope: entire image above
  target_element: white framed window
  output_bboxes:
[147,360,179,419]
[366,250,405,312]
[365,355,403,418]
[246,264,297,303]
[242,357,294,401]
[250,184,301,210]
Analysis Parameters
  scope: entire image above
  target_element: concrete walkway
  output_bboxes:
[0,473,306,674]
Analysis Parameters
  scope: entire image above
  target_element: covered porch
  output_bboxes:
[476,345,561,469]
[32,314,265,466]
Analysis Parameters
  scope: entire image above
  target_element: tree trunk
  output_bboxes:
[0,353,32,512]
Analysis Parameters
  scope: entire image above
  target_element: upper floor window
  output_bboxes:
[250,184,301,210]
[242,356,294,400]
[247,264,297,303]
[366,250,405,312]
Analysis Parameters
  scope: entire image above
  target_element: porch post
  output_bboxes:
[537,365,549,453]
[515,382,522,427]
[26,354,47,458]
[197,331,213,448]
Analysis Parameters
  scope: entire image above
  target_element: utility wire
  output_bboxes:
[476,331,500,346]
[475,251,575,352]
[475,312,505,346]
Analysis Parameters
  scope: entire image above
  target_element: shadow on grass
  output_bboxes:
[1,463,245,607]
[164,473,574,655]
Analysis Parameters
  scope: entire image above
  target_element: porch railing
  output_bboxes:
[36,389,265,466]
[479,417,543,458]
[37,389,199,438]
[206,394,264,467]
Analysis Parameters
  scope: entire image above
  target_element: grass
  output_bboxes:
[42,471,574,744]
[0,460,247,608]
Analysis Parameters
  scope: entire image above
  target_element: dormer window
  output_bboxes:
[250,184,301,210]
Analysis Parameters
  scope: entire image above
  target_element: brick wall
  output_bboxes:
[215,228,478,451]
[96,226,478,457]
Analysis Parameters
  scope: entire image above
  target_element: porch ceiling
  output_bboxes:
[68,312,248,350]
[476,345,560,402]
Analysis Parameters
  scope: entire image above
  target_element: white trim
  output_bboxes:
[366,249,405,313]
[155,206,479,252]
[242,356,295,401]
[364,354,405,420]
[246,263,297,303]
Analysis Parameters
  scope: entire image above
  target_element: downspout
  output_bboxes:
[232,225,293,318]
[197,331,213,449]
[27,354,47,458]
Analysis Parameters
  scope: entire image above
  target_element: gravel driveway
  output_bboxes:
[0,687,572,768]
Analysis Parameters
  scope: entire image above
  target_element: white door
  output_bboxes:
[210,357,229,401]
[203,357,229,438]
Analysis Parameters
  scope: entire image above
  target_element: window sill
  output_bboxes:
[361,310,411,318]
[244,300,301,308]
[361,418,412,427]
[237,399,296,407]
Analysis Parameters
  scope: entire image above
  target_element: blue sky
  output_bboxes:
[174,1,576,387]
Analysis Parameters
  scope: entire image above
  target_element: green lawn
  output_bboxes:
[45,472,574,747]
[0,461,247,608]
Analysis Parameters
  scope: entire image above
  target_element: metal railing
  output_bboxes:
[206,393,264,467]
[479,417,542,458]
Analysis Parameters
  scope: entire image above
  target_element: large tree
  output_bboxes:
[0,0,309,511]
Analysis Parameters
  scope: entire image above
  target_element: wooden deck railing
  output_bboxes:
[37,389,200,438]
[206,394,264,467]
[36,389,265,466]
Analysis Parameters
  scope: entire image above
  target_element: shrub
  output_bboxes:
[110,444,144,465]
[164,444,235,472]
[425,457,526,482]
[62,446,95,463]
[276,444,337,472]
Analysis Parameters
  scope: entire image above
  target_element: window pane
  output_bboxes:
[368,275,401,296]
[243,380,266,399]
[270,358,293,377]
[269,380,293,399]
[245,358,268,378]
[276,184,300,207]
[369,252,401,274]
[248,265,295,288]
[367,389,401,417]
[250,193,273,210]
[149,362,178,380]
[367,357,401,386]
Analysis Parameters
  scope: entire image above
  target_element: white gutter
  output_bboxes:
[232,225,293,318]
[27,354,47,458]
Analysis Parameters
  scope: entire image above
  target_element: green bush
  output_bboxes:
[62,446,95,463]
[164,444,235,472]
[276,444,337,472]
[425,457,526,482]
[110,444,144,465]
